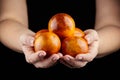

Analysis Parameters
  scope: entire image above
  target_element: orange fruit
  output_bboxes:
[61,37,88,57]
[48,13,75,39]
[34,29,61,57]
[74,28,85,38]
[35,29,48,39]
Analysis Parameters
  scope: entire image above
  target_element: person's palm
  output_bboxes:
[20,33,62,68]
[60,29,99,68]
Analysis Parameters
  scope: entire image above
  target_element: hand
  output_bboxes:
[60,29,99,68]
[20,32,62,68]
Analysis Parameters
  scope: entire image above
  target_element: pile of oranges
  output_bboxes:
[34,13,88,57]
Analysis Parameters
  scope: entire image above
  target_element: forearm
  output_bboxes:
[95,0,120,58]
[0,0,31,53]
[0,19,34,53]
[0,0,28,26]
[95,0,120,28]
[96,25,120,58]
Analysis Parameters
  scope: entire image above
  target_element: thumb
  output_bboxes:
[84,29,99,44]
[20,34,35,46]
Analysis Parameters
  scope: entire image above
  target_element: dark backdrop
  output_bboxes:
[0,0,120,80]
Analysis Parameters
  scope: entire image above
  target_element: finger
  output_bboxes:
[21,45,34,56]
[63,55,88,68]
[70,60,88,68]
[37,50,47,60]
[84,29,95,34]
[60,59,74,68]
[57,52,63,58]
[24,50,47,64]
[76,41,99,62]
[34,53,60,68]
[22,44,47,63]
[84,29,99,44]
[30,50,47,63]
[60,55,74,68]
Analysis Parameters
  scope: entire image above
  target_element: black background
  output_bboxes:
[0,0,120,80]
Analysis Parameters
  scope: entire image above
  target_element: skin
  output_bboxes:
[0,0,62,68]
[0,0,120,68]
[60,0,120,68]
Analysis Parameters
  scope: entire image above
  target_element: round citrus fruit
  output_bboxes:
[34,29,48,39]
[61,37,88,57]
[34,29,61,57]
[74,28,85,38]
[48,13,75,39]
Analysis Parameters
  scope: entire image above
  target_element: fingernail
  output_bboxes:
[78,56,82,60]
[66,57,70,61]
[52,57,58,61]
[38,53,42,56]
[39,52,46,56]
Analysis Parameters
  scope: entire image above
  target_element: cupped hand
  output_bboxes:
[20,33,62,68]
[60,29,99,68]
